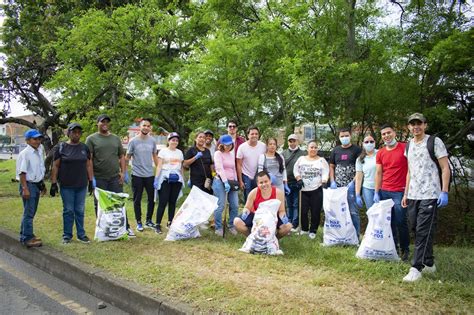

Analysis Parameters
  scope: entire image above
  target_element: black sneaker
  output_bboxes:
[78,236,91,244]
[155,226,162,234]
[145,221,156,229]
[62,238,71,245]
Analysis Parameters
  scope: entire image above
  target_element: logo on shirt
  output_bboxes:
[341,154,348,160]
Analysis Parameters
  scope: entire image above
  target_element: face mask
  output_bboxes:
[363,143,375,152]
[339,136,351,146]
[384,138,397,146]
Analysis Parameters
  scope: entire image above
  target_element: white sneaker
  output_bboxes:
[215,229,223,237]
[229,227,238,236]
[299,230,309,235]
[309,233,316,240]
[290,228,298,233]
[422,264,436,274]
[403,267,422,282]
[127,228,136,238]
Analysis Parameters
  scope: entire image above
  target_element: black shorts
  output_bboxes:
[240,212,284,229]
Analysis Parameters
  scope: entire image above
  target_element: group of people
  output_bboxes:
[16,112,450,282]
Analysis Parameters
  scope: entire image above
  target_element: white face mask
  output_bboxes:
[339,136,351,146]
[384,138,397,146]
[363,143,375,152]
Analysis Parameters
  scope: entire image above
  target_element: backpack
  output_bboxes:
[405,135,452,191]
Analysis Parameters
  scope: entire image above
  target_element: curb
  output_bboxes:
[0,227,194,314]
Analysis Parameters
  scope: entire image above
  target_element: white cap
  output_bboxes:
[287,134,298,141]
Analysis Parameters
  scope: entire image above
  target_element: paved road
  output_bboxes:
[0,249,128,314]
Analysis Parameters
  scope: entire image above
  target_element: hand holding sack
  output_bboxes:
[50,183,58,197]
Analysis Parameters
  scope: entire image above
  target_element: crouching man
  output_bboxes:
[234,170,292,239]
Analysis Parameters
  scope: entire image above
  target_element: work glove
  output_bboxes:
[347,180,355,191]
[241,209,250,221]
[373,191,380,203]
[124,170,130,184]
[224,181,231,193]
[153,176,160,190]
[356,195,363,209]
[280,214,289,224]
[50,183,58,197]
[296,179,304,190]
[187,179,192,188]
[437,192,448,208]
[92,177,97,189]
[88,181,94,195]
[330,181,337,189]
[284,183,291,195]
[194,151,203,160]
[270,174,277,185]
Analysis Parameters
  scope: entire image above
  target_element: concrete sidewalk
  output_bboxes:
[0,227,194,314]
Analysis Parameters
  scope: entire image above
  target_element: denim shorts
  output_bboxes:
[241,212,284,229]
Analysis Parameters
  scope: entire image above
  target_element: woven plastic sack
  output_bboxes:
[94,188,129,241]
[356,199,400,261]
[322,187,359,246]
[239,199,283,255]
[165,186,218,241]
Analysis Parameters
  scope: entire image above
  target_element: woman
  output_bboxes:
[293,140,329,239]
[183,131,213,194]
[355,134,378,210]
[50,123,93,244]
[212,135,239,237]
[257,138,290,194]
[154,132,184,234]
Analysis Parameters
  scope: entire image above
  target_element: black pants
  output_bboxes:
[301,187,323,233]
[94,176,130,229]
[156,181,182,226]
[132,175,155,223]
[407,199,438,271]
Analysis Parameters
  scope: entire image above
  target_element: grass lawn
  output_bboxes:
[0,160,473,313]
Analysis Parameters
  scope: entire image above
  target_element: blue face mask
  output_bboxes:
[339,136,351,146]
[363,143,375,152]
[384,138,397,146]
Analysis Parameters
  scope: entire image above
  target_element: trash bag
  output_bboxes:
[356,199,400,261]
[165,186,218,241]
[239,199,283,255]
[322,187,359,246]
[94,188,129,242]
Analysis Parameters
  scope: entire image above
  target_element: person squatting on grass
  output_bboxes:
[293,140,329,239]
[234,170,292,239]
[51,123,93,244]
[16,129,46,248]
[153,132,184,234]
[257,137,290,194]
[213,135,239,237]
[355,134,378,210]
[126,118,159,233]
[374,123,410,261]
[402,113,450,282]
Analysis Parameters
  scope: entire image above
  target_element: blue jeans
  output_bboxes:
[242,173,256,204]
[19,182,40,243]
[60,186,87,240]
[213,178,239,230]
[380,190,410,252]
[362,187,375,210]
[286,182,300,228]
[347,184,360,236]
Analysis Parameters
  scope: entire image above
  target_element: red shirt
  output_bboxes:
[252,186,277,213]
[376,142,408,192]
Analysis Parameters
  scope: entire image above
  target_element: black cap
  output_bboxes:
[204,129,214,136]
[97,114,111,123]
[67,123,83,131]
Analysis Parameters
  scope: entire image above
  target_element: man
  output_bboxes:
[204,129,216,159]
[226,119,245,155]
[236,126,266,202]
[329,127,362,236]
[234,171,292,239]
[374,123,410,261]
[126,118,159,232]
[16,129,46,247]
[86,114,135,237]
[401,113,450,282]
[281,134,306,231]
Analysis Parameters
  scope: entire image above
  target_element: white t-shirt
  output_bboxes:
[158,148,183,171]
[236,141,266,179]
[355,151,377,190]
[405,135,448,200]
[293,156,329,191]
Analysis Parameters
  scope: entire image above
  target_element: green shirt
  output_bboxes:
[85,132,124,179]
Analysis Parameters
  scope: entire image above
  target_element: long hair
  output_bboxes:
[266,137,284,174]
[359,134,375,164]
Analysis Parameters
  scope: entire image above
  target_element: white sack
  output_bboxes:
[239,199,283,255]
[356,199,400,261]
[94,188,129,242]
[165,186,218,241]
[322,187,359,246]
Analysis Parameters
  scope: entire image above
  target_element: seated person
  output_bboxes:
[234,170,292,239]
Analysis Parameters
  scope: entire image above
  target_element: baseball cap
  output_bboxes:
[97,114,111,123]
[204,129,214,136]
[408,113,427,123]
[167,132,180,140]
[67,122,83,131]
[219,134,233,146]
[287,134,298,141]
[24,129,43,139]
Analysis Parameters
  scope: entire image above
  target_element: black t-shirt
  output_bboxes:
[329,144,362,187]
[54,142,90,188]
[184,147,213,186]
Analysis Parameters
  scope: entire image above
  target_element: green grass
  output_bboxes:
[0,160,473,313]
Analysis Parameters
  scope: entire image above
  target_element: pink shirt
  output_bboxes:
[214,150,237,182]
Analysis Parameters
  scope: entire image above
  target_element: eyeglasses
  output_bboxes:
[364,140,375,143]
[228,125,237,129]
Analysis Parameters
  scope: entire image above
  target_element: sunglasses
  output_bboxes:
[364,140,375,144]
[228,125,237,129]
